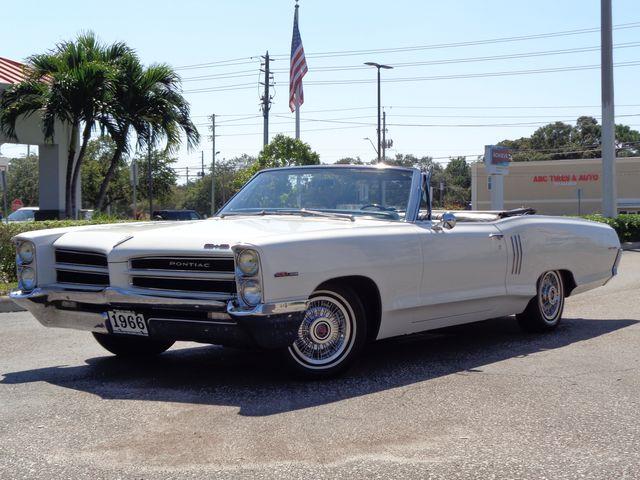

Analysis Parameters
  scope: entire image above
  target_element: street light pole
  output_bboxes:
[364,62,393,163]
[363,137,378,156]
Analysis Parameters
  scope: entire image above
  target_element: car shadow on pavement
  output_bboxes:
[1,316,637,416]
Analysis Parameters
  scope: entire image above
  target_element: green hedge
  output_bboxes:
[581,214,640,243]
[1,219,131,283]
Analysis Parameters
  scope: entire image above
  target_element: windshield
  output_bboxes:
[219,167,414,221]
[8,209,35,221]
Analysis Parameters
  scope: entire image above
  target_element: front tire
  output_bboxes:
[92,333,174,357]
[283,285,367,379]
[517,270,565,332]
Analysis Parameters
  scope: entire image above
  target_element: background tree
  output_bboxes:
[258,134,320,168]
[442,156,471,207]
[95,54,198,212]
[6,156,39,207]
[81,137,132,214]
[177,155,256,215]
[499,117,640,161]
[234,135,319,187]
[135,150,178,208]
[335,157,364,165]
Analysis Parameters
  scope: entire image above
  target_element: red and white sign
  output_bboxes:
[484,145,511,175]
[11,198,23,211]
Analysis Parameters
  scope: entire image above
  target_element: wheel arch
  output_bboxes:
[558,269,577,297]
[315,275,382,342]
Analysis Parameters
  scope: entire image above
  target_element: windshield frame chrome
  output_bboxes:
[216,164,423,223]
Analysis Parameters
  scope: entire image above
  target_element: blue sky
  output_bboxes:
[1,0,639,178]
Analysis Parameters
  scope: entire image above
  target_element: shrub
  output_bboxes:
[581,214,640,243]
[1,219,132,283]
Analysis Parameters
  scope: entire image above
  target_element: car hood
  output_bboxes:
[50,216,398,261]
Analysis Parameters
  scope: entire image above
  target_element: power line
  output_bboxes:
[270,22,640,59]
[172,22,640,73]
[305,61,640,86]
[270,42,640,73]
[182,61,640,94]
[175,57,258,71]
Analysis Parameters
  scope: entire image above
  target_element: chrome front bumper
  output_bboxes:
[10,286,308,340]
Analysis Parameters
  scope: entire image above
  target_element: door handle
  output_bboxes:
[489,233,504,239]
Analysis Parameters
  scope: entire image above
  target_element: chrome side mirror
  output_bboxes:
[433,212,456,231]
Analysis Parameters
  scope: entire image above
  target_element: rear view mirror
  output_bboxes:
[433,212,456,231]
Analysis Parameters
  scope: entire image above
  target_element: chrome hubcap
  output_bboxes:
[540,272,562,321]
[291,294,352,366]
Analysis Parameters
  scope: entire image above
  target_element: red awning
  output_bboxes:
[0,57,28,85]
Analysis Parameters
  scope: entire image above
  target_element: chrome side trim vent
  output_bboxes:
[510,234,523,275]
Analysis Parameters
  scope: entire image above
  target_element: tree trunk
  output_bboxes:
[65,122,79,218]
[95,142,125,212]
[70,122,93,218]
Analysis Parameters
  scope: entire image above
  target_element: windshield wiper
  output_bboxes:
[298,209,355,222]
[220,209,354,222]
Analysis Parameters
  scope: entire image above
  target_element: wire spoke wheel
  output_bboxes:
[538,271,563,322]
[289,291,356,370]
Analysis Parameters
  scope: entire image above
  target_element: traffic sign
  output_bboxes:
[11,198,23,211]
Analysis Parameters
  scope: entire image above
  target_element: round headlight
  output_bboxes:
[19,267,36,291]
[17,242,35,264]
[240,279,262,306]
[237,249,259,276]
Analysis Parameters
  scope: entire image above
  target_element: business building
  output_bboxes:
[471,157,640,215]
[0,56,78,218]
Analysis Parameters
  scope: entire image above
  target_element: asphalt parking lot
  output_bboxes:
[1,252,639,480]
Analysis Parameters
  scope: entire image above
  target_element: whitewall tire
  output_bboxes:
[284,285,367,378]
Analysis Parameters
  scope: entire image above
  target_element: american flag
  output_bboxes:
[289,4,308,112]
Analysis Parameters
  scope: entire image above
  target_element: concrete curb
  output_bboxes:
[622,242,640,251]
[0,296,25,313]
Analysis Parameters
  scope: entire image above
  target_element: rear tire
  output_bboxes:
[92,333,174,357]
[283,285,367,379]
[517,270,565,333]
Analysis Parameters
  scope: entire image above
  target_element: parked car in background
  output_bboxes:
[152,209,201,221]
[10,165,621,378]
[7,207,38,222]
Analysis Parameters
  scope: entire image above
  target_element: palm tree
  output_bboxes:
[0,32,130,217]
[95,54,199,211]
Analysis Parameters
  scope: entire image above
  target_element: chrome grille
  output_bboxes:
[128,255,236,297]
[55,249,109,287]
[130,256,234,273]
[55,249,108,267]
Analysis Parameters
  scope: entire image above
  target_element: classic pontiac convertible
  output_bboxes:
[11,165,622,377]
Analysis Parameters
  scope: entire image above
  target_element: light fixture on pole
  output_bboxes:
[364,62,393,163]
[363,137,378,156]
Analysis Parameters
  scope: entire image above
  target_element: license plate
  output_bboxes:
[107,310,148,336]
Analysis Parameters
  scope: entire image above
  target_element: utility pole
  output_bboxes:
[186,166,189,184]
[260,51,273,147]
[601,0,617,217]
[131,159,137,219]
[201,151,205,177]
[382,111,386,162]
[364,62,393,163]
[147,131,153,219]
[211,114,216,216]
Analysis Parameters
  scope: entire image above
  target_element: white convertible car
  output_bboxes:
[11,165,622,377]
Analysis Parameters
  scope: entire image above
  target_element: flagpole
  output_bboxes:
[295,0,301,140]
